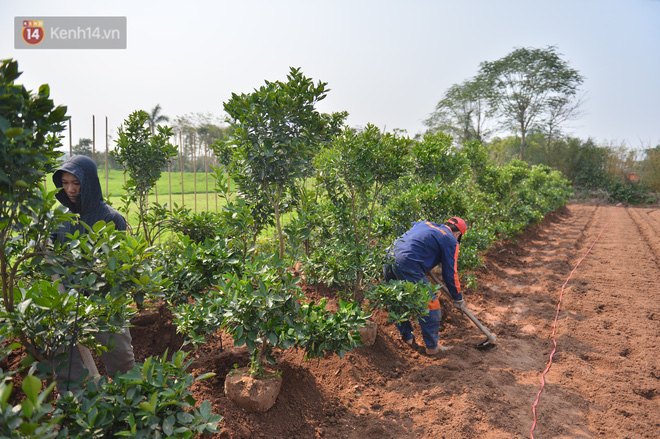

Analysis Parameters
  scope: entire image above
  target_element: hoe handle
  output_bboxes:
[52,273,101,377]
[428,272,497,343]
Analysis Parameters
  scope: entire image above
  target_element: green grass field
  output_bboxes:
[45,169,297,239]
[97,169,221,197]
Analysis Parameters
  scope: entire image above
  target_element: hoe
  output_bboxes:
[428,271,497,351]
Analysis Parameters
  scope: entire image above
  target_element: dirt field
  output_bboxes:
[130,203,660,439]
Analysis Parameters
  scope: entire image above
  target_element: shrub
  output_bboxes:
[56,351,221,438]
[0,340,61,439]
[363,280,436,324]
[0,373,60,439]
[172,291,224,349]
[607,177,649,204]
[111,110,177,244]
[153,235,241,305]
[0,58,67,313]
[217,253,367,375]
[296,298,366,360]
[1,221,165,378]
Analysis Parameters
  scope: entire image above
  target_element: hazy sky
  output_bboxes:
[3,0,659,150]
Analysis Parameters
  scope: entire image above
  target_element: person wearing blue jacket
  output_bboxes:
[384,217,467,355]
[52,155,135,392]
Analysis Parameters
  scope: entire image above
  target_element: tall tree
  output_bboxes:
[0,58,68,311]
[478,46,584,160]
[172,113,229,172]
[424,78,493,144]
[642,145,660,191]
[317,125,409,248]
[540,95,585,152]
[72,137,93,158]
[112,110,177,243]
[147,104,169,133]
[220,67,344,258]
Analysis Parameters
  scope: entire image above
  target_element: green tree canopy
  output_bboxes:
[72,137,93,157]
[220,67,346,258]
[112,110,177,243]
[642,145,660,191]
[171,112,230,172]
[424,79,493,145]
[478,46,584,160]
[0,58,68,311]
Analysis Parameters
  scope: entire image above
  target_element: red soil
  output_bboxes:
[101,203,660,438]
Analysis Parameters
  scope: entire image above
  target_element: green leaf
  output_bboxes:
[162,415,175,436]
[87,406,99,427]
[0,382,13,405]
[4,127,24,138]
[172,351,183,369]
[21,398,35,418]
[86,272,98,285]
[51,105,68,121]
[108,255,118,271]
[38,83,50,98]
[0,115,10,133]
[199,399,212,419]
[21,375,41,404]
[177,411,194,424]
[195,372,216,381]
[267,332,278,346]
[3,60,21,81]
[138,401,154,413]
[20,352,37,368]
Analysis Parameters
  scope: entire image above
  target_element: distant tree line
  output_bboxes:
[424,45,659,201]
[70,47,659,203]
[170,112,231,173]
[68,107,232,174]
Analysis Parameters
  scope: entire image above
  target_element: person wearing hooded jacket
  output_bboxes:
[52,155,135,391]
[383,217,467,355]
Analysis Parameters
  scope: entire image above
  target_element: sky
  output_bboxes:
[2,0,659,151]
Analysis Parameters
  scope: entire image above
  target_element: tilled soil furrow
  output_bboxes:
[627,206,660,269]
[556,205,660,438]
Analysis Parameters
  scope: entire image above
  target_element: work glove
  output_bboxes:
[453,299,466,311]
